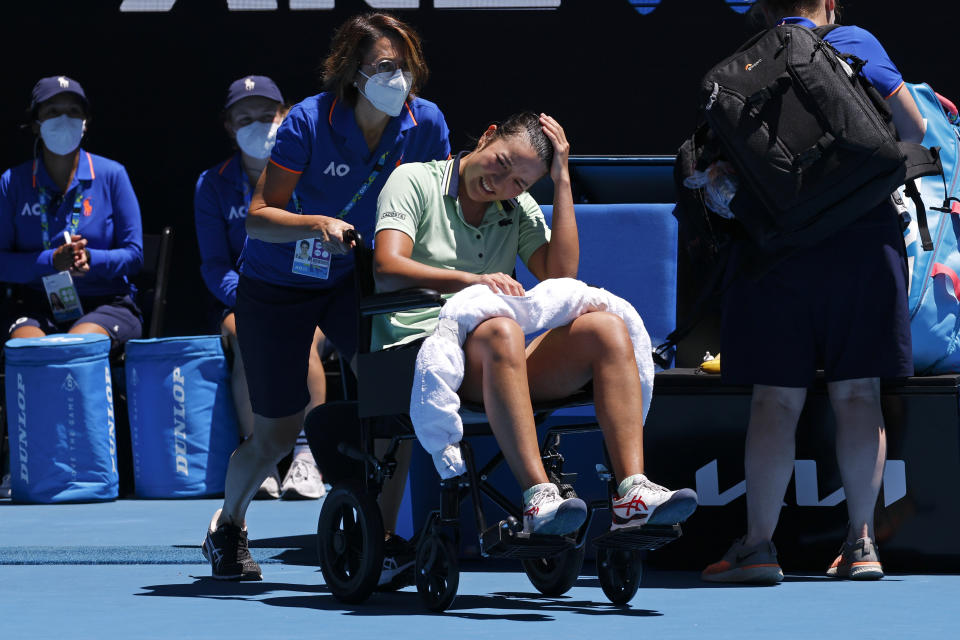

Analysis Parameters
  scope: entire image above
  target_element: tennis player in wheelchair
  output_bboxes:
[371,111,698,536]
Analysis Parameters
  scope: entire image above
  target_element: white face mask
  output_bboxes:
[235,120,280,159]
[39,114,85,155]
[357,69,412,117]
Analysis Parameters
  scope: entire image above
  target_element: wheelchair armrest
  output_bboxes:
[359,288,444,317]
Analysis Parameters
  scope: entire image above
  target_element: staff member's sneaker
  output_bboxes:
[280,458,326,500]
[377,533,415,591]
[522,483,587,535]
[826,536,884,580]
[611,474,698,529]
[254,471,281,500]
[702,537,783,584]
[201,509,262,581]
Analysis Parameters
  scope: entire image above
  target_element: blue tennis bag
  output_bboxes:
[125,336,239,497]
[901,83,960,374]
[4,334,118,503]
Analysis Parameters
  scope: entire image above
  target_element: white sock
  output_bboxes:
[617,473,646,497]
[293,430,314,463]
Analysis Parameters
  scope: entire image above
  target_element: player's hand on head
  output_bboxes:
[540,113,570,184]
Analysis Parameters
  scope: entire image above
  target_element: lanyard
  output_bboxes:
[336,149,392,219]
[32,156,84,249]
[37,186,84,250]
[288,147,395,219]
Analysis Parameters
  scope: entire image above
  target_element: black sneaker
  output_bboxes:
[201,510,262,581]
[377,533,415,591]
[826,536,884,580]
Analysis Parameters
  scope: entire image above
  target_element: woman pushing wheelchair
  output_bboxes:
[371,111,698,535]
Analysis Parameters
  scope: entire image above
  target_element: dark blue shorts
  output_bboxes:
[235,274,357,419]
[721,200,913,387]
[4,289,142,347]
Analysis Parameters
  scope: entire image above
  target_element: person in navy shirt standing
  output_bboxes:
[1,76,143,349]
[194,76,330,502]
[702,0,926,585]
[201,13,451,582]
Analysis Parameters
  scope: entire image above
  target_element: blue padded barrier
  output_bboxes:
[5,334,118,503]
[125,336,239,498]
[516,203,677,348]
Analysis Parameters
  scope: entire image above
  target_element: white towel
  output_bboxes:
[410,277,654,479]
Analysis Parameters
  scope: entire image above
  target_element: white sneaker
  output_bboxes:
[254,471,281,500]
[280,459,326,500]
[0,474,10,499]
[377,534,415,590]
[611,474,697,530]
[522,483,587,535]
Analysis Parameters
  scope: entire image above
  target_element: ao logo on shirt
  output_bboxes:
[324,161,350,177]
[228,205,247,220]
[20,202,42,217]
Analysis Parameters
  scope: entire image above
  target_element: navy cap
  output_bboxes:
[30,75,88,113]
[225,75,284,110]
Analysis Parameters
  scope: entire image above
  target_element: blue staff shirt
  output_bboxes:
[194,153,250,307]
[239,92,451,289]
[781,17,904,98]
[0,149,143,297]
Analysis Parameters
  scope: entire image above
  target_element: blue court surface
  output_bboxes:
[0,497,956,639]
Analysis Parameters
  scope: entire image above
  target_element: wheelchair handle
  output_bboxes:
[343,229,362,246]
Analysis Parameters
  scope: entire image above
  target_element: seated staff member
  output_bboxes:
[701,0,927,585]
[194,76,328,501]
[201,12,451,582]
[0,76,143,348]
[373,112,698,536]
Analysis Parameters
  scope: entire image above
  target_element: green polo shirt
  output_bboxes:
[371,154,550,350]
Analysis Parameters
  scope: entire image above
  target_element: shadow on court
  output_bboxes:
[573,570,857,590]
[170,534,318,566]
[136,578,662,621]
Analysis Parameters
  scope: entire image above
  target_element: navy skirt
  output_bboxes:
[721,199,913,387]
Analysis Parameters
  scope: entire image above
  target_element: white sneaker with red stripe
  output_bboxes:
[522,482,587,535]
[611,474,698,530]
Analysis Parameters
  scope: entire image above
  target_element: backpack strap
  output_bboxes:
[901,143,943,251]
[901,142,943,182]
[811,24,841,38]
[904,178,933,251]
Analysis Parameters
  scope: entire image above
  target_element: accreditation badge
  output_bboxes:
[41,271,84,323]
[291,237,332,280]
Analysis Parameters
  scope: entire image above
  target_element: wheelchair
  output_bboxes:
[305,231,682,611]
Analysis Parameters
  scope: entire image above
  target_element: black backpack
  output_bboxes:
[654,23,944,367]
[698,22,942,253]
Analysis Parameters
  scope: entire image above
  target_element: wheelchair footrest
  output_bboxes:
[592,524,683,552]
[480,520,575,559]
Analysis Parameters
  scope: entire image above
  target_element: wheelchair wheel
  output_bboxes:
[597,547,643,605]
[415,532,459,612]
[521,544,585,596]
[316,483,385,604]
